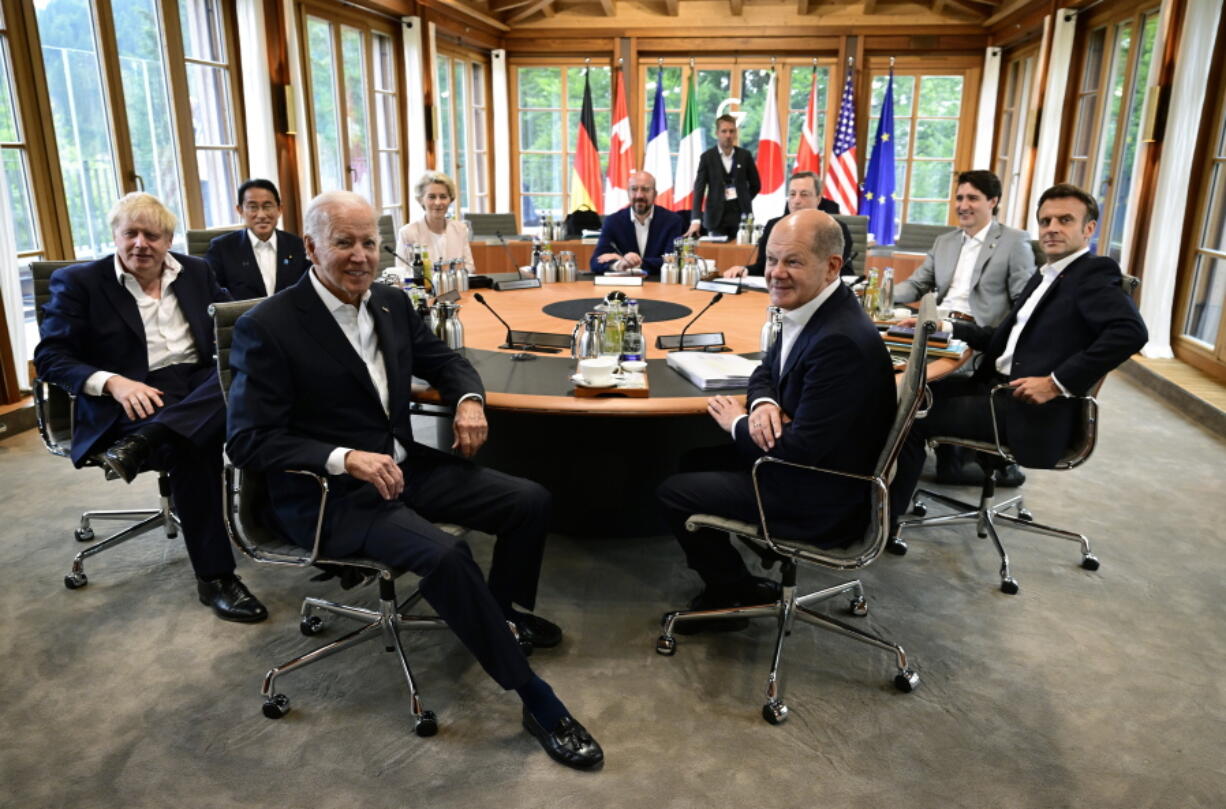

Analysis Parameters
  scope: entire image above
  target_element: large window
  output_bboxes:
[514,63,610,227]
[1064,4,1162,261]
[436,47,491,216]
[869,69,972,231]
[994,46,1039,229]
[300,4,402,221]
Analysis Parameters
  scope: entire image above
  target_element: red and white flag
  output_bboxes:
[752,69,785,223]
[824,69,858,215]
[605,69,634,214]
[794,66,822,176]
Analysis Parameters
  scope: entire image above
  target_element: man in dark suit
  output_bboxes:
[722,171,853,278]
[657,210,896,631]
[204,179,309,300]
[226,191,602,769]
[891,184,1148,518]
[590,170,686,274]
[685,114,762,239]
[34,192,267,623]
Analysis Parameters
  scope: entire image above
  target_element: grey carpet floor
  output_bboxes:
[1,373,1224,809]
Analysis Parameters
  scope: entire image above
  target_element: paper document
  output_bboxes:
[667,352,761,390]
[735,275,768,291]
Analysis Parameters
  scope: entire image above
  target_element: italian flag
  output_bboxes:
[753,68,785,223]
[672,70,704,214]
[569,69,603,214]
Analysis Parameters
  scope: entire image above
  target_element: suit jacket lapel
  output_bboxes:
[290,277,383,408]
[275,230,301,291]
[969,222,1002,291]
[987,269,1044,359]
[368,296,401,415]
[168,265,212,356]
[98,261,145,340]
[935,232,961,296]
[780,286,840,381]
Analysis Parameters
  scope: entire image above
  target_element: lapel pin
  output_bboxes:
[381,305,390,313]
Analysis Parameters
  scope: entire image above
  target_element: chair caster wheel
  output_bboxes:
[886,536,908,556]
[64,573,88,589]
[1081,554,1100,571]
[1017,508,1033,522]
[656,635,676,656]
[262,694,290,719]
[300,615,324,636]
[166,528,179,539]
[762,700,788,725]
[74,528,94,542]
[910,502,927,517]
[415,710,438,737]
[894,669,919,692]
[849,596,868,616]
[1000,577,1019,595]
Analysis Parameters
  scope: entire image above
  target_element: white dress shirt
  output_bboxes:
[720,147,735,175]
[247,228,278,297]
[940,221,991,315]
[632,208,653,257]
[732,278,841,437]
[84,254,198,396]
[994,247,1088,392]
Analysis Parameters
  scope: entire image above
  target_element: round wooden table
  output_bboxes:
[413,279,967,537]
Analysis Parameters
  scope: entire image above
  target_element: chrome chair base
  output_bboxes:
[260,573,449,737]
[64,475,180,590]
[893,484,1099,595]
[656,568,917,725]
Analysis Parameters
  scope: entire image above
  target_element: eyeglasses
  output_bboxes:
[242,202,279,213]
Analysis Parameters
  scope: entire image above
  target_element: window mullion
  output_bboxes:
[158,0,203,228]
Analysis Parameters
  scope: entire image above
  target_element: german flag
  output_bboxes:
[569,70,603,215]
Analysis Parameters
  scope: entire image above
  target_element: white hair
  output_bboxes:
[302,190,378,244]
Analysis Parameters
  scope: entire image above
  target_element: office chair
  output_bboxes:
[213,299,504,737]
[889,274,1141,594]
[185,226,241,258]
[656,295,940,725]
[30,260,181,590]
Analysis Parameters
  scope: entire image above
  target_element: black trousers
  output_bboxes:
[712,202,743,239]
[354,445,550,690]
[103,363,234,580]
[892,375,1008,522]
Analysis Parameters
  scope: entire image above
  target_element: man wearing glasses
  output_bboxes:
[205,179,310,300]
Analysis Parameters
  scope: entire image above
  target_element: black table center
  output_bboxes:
[541,298,693,323]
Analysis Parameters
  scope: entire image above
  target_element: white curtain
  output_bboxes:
[973,47,1002,170]
[1138,0,1222,357]
[0,150,29,389]
[235,0,278,184]
[402,16,428,221]
[1028,9,1077,237]
[492,49,511,214]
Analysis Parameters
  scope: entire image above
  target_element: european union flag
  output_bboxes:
[862,68,897,246]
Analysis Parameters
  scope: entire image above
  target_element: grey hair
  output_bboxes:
[414,171,457,203]
[109,192,176,237]
[788,171,821,195]
[812,214,844,266]
[302,190,377,244]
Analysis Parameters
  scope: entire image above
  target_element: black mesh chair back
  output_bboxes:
[894,222,958,253]
[185,227,240,258]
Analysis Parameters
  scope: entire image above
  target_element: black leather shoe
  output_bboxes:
[522,707,603,770]
[99,434,153,484]
[995,463,1026,488]
[197,575,268,623]
[510,611,563,648]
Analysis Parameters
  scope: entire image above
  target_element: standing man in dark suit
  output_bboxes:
[891,184,1148,519]
[685,114,762,239]
[226,191,603,769]
[657,210,896,631]
[34,192,267,622]
[721,171,854,279]
[204,179,309,300]
[590,170,685,274]
[892,170,1036,485]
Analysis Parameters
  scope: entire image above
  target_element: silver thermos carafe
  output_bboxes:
[571,311,605,359]
[760,305,783,352]
[680,254,700,287]
[539,248,557,283]
[432,301,464,349]
[557,250,577,283]
[660,252,679,284]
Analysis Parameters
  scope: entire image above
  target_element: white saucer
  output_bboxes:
[571,373,617,388]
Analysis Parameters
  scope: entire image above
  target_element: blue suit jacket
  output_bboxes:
[741,281,896,542]
[589,206,686,274]
[204,228,309,300]
[33,253,228,465]
[225,275,484,557]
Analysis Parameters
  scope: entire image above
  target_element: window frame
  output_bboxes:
[992,42,1041,231]
[435,41,493,216]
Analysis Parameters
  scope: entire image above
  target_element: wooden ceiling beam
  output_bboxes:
[730,0,743,14]
[507,0,557,23]
[663,0,679,16]
[598,0,615,14]
[938,0,989,17]
[489,0,534,11]
[984,0,1034,26]
[864,0,878,13]
[798,0,812,13]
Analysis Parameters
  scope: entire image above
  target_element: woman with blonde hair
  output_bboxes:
[396,171,475,277]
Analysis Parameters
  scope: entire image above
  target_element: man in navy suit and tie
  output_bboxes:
[226,191,603,769]
[34,192,267,622]
[590,171,686,274]
[657,210,896,631]
[204,179,309,300]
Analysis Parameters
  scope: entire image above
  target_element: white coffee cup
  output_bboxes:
[578,356,618,386]
[620,360,647,373]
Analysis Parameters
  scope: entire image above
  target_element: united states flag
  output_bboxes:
[823,71,858,216]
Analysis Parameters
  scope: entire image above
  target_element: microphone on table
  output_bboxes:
[495,231,518,274]
[472,292,561,358]
[679,292,724,350]
[383,244,415,267]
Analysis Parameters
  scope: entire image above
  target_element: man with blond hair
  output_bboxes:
[35,192,268,623]
[226,191,603,769]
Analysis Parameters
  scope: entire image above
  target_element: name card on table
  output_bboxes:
[695,279,743,294]
[594,275,644,287]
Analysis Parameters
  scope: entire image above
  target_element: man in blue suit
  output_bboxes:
[204,179,309,300]
[34,192,267,622]
[657,210,896,631]
[590,170,685,274]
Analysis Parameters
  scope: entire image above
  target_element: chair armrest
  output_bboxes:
[286,469,331,565]
[986,384,1099,466]
[223,464,331,567]
[32,377,75,458]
